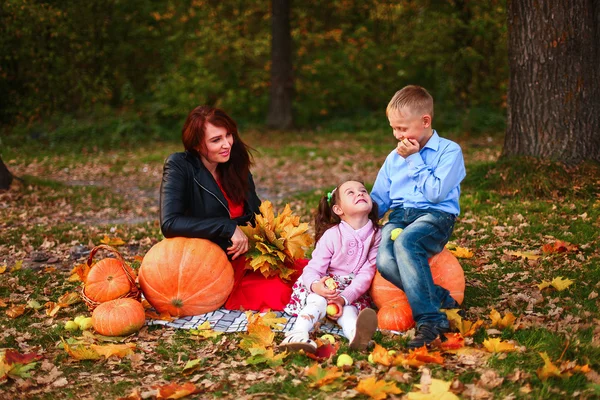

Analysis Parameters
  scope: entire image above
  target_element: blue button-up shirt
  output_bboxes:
[371,131,466,217]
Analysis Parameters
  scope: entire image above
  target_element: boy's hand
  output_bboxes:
[397,138,420,157]
[311,276,338,300]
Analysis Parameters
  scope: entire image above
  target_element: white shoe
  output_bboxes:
[278,331,317,354]
[350,308,378,351]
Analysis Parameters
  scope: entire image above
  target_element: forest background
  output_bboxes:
[1,0,507,140]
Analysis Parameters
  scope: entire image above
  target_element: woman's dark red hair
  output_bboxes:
[182,106,253,204]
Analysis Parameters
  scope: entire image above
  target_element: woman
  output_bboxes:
[160,105,304,312]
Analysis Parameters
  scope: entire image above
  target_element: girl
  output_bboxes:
[280,180,381,352]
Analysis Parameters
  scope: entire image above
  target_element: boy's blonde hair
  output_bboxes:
[386,85,434,119]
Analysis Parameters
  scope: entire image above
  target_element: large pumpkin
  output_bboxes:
[138,238,234,317]
[377,299,415,331]
[370,248,465,308]
[84,245,137,304]
[91,298,146,336]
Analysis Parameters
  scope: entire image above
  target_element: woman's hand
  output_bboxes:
[227,226,249,260]
[311,276,338,300]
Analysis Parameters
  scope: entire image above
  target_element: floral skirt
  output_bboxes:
[284,274,373,316]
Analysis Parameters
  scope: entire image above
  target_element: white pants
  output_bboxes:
[289,293,359,341]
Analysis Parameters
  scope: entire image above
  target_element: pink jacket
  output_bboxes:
[301,220,381,304]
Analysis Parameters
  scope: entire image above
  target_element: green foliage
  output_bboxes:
[1,0,507,133]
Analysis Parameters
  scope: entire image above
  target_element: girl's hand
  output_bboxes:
[311,276,338,300]
[227,226,249,260]
[325,296,345,320]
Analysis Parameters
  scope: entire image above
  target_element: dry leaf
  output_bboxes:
[100,235,126,246]
[482,338,517,353]
[154,382,200,399]
[355,376,402,399]
[537,276,574,291]
[305,364,343,390]
[407,378,458,399]
[489,309,516,329]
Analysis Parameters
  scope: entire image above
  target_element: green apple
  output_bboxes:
[336,354,353,367]
[78,317,93,331]
[64,321,79,331]
[73,315,87,327]
[368,354,375,364]
[320,334,336,344]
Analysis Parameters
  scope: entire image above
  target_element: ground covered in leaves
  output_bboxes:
[1,129,600,399]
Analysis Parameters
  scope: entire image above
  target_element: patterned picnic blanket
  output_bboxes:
[146,308,345,335]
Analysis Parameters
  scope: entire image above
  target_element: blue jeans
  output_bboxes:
[376,207,456,328]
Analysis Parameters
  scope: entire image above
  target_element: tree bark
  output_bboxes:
[503,0,600,164]
[266,0,294,130]
[0,155,14,190]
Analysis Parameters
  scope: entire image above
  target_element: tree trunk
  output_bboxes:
[266,0,294,130]
[503,0,600,164]
[0,155,14,190]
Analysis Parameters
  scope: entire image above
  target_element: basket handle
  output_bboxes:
[86,244,136,283]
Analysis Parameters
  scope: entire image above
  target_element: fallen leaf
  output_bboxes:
[489,309,516,330]
[100,236,126,246]
[356,376,402,399]
[407,378,458,399]
[538,276,574,291]
[6,304,26,318]
[154,382,200,399]
[482,338,517,353]
[304,364,343,391]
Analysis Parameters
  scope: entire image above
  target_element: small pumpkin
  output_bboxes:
[84,245,137,304]
[138,237,234,317]
[370,248,465,309]
[377,299,415,331]
[91,298,145,336]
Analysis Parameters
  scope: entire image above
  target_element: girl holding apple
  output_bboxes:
[280,180,381,353]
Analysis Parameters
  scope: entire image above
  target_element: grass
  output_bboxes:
[1,125,599,398]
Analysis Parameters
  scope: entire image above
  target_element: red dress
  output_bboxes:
[217,181,307,312]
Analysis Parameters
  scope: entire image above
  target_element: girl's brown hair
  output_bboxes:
[181,105,253,204]
[314,181,380,243]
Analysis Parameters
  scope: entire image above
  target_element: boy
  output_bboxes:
[371,85,466,348]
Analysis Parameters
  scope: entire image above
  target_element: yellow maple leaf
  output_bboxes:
[537,276,574,291]
[370,343,394,366]
[12,260,22,271]
[100,235,126,246]
[489,309,516,329]
[188,321,221,339]
[246,311,286,330]
[0,264,6,274]
[458,319,484,337]
[356,376,402,399]
[445,243,474,258]
[305,364,344,389]
[537,352,564,380]
[62,340,102,360]
[400,347,444,367]
[407,378,458,400]
[246,347,287,367]
[443,308,463,329]
[57,291,82,307]
[91,343,136,359]
[482,338,517,353]
[68,263,91,282]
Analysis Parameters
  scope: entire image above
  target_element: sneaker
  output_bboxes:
[278,331,317,354]
[350,308,378,351]
[407,323,450,349]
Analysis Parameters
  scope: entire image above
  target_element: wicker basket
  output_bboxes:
[80,244,140,311]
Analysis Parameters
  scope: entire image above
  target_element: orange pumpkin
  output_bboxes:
[377,299,415,331]
[138,238,234,317]
[84,245,137,304]
[370,248,465,308]
[91,298,146,336]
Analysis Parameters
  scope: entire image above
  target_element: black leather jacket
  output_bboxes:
[159,151,261,252]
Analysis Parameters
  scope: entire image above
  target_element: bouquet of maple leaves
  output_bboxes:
[241,201,313,281]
